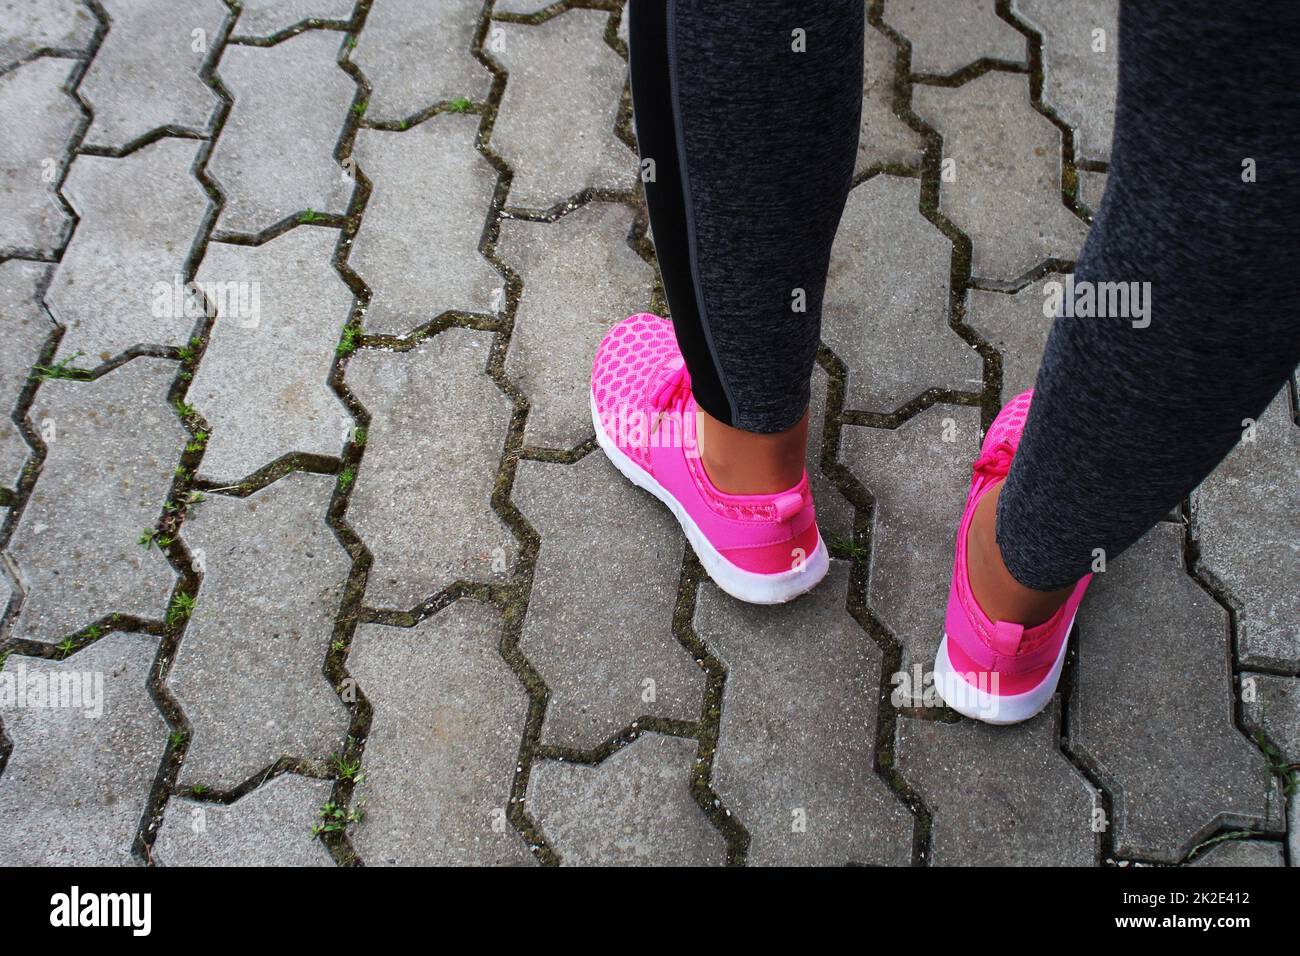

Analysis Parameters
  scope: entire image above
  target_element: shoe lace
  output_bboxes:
[650,359,692,422]
[973,439,1015,481]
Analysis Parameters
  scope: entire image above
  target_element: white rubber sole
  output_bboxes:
[591,392,829,605]
[932,611,1075,725]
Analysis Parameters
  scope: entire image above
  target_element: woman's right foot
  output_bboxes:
[934,390,1091,724]
[591,313,829,605]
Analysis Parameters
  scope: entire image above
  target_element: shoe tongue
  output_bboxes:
[989,620,1024,655]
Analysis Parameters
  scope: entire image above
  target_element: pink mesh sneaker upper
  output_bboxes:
[591,313,680,472]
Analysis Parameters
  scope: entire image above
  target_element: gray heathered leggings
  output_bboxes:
[628,0,1300,591]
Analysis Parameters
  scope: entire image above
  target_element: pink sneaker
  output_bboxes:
[934,389,1091,724]
[590,313,829,604]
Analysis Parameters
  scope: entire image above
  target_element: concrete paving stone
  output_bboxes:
[616,5,628,47]
[230,0,355,40]
[345,328,516,609]
[498,201,654,448]
[209,29,353,235]
[0,0,96,71]
[352,0,491,123]
[79,0,225,151]
[170,472,350,789]
[840,403,980,673]
[0,56,80,257]
[1292,790,1299,867]
[1070,524,1280,863]
[493,0,555,14]
[824,175,981,412]
[528,733,726,866]
[351,115,502,337]
[897,711,1098,865]
[0,260,55,489]
[513,452,702,749]
[1190,390,1299,670]
[808,364,852,543]
[1188,839,1284,867]
[1079,169,1107,215]
[884,0,1025,75]
[47,138,210,362]
[1240,672,1299,857]
[695,562,913,866]
[857,26,924,175]
[913,71,1089,282]
[153,774,335,866]
[489,10,637,210]
[349,600,535,865]
[8,359,182,643]
[965,274,1064,401]
[0,632,165,865]
[1013,0,1117,164]
[188,228,352,481]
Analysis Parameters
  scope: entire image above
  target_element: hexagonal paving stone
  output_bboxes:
[8,359,183,644]
[695,562,913,865]
[1239,671,1298,861]
[857,25,924,175]
[1069,524,1280,863]
[498,201,654,449]
[489,10,637,211]
[528,733,726,866]
[352,0,491,123]
[78,0,225,151]
[913,71,1088,282]
[351,115,502,338]
[0,56,80,257]
[840,403,980,673]
[188,228,352,481]
[153,774,335,866]
[230,0,354,40]
[884,0,1025,76]
[1187,839,1284,867]
[1190,390,1299,670]
[47,138,211,362]
[209,29,354,235]
[345,328,516,609]
[0,260,55,489]
[965,275,1065,401]
[897,710,1098,865]
[513,451,703,750]
[493,0,555,14]
[808,364,852,543]
[0,632,166,865]
[823,175,981,412]
[349,600,535,865]
[0,0,96,71]
[170,472,350,789]
[1013,0,1117,164]
[1079,169,1107,216]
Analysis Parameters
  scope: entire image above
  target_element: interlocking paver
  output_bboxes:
[0,0,96,71]
[352,0,491,123]
[0,56,80,257]
[489,10,637,211]
[695,563,913,865]
[1079,169,1107,214]
[230,0,354,40]
[897,711,1097,865]
[7,358,182,644]
[153,774,335,866]
[78,0,225,151]
[209,29,353,235]
[857,26,924,175]
[808,364,852,542]
[824,175,981,412]
[513,452,702,750]
[528,733,726,866]
[493,0,554,15]
[0,632,165,865]
[0,260,54,489]
[884,0,1025,76]
[914,71,1088,281]
[351,115,502,338]
[1069,524,1280,862]
[840,403,980,673]
[1188,839,1284,867]
[188,228,352,481]
[965,275,1063,401]
[47,138,210,362]
[349,600,535,865]
[170,472,350,789]
[499,201,654,448]
[1239,671,1299,862]
[1013,0,1117,164]
[1190,391,1299,670]
[345,328,516,609]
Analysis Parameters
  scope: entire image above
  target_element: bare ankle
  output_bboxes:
[698,408,808,495]
[966,482,1072,627]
